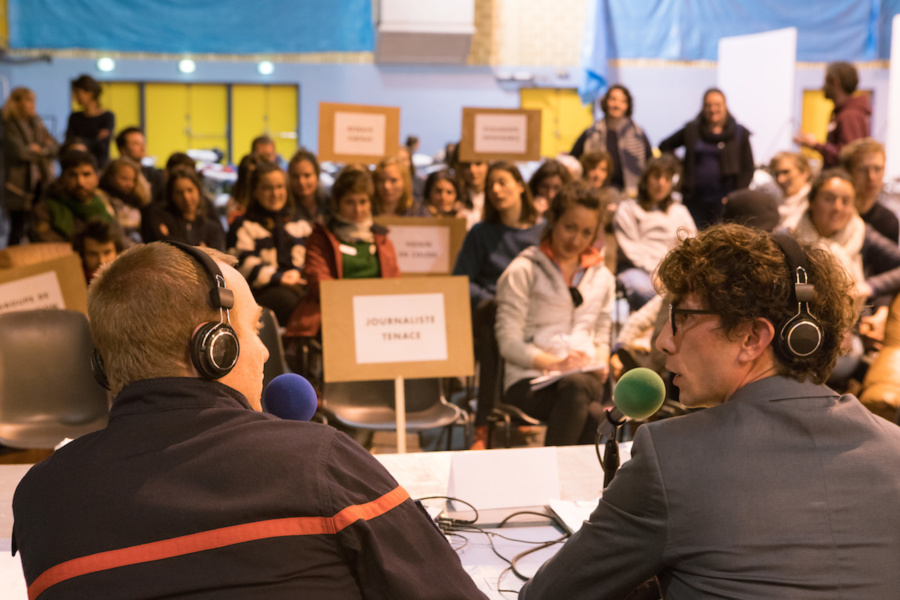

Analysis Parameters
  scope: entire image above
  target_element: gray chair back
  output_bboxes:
[0,309,109,448]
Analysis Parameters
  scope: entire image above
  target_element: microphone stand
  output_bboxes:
[602,429,620,489]
[596,409,626,489]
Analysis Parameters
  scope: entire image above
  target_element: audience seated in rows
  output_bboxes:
[142,168,225,250]
[450,149,488,230]
[98,157,151,244]
[453,161,543,448]
[840,138,897,243]
[226,153,263,224]
[373,155,418,216]
[528,158,572,222]
[415,169,469,221]
[769,151,812,230]
[72,218,124,282]
[31,150,115,244]
[227,161,312,326]
[288,148,331,224]
[115,126,165,204]
[286,166,400,340]
[614,154,696,311]
[789,168,900,380]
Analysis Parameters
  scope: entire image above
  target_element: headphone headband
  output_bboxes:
[163,241,235,311]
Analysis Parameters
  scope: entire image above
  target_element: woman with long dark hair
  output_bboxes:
[143,168,225,250]
[453,161,544,448]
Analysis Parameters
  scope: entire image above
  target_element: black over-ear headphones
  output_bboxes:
[92,241,240,390]
[771,234,823,361]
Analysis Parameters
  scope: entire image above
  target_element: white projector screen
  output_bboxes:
[717,28,798,166]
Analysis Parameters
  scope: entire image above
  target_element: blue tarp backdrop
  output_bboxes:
[576,0,900,103]
[7,0,900,62]
[7,0,375,54]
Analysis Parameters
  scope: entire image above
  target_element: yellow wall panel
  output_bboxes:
[101,82,140,159]
[233,84,299,163]
[267,85,299,160]
[520,88,592,157]
[188,84,229,163]
[232,85,267,161]
[145,83,189,168]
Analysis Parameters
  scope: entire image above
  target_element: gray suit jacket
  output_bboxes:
[521,376,900,599]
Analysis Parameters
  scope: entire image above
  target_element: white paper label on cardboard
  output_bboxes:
[0,271,66,314]
[448,447,560,510]
[389,225,451,274]
[353,293,448,364]
[333,111,387,157]
[473,113,528,154]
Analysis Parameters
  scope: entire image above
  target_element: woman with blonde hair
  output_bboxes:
[373,155,416,216]
[2,87,58,245]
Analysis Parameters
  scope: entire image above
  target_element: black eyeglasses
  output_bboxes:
[668,304,720,335]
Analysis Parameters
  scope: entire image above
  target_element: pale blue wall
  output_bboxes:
[0,58,519,160]
[0,57,890,163]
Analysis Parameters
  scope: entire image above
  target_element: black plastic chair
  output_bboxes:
[320,378,468,450]
[259,307,290,392]
[485,358,546,449]
[258,307,328,424]
[0,309,109,449]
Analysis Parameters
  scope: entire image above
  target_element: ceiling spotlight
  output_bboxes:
[257,60,275,75]
[97,57,115,72]
[178,59,196,74]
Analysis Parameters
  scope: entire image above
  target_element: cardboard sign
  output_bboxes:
[373,216,467,276]
[353,293,448,364]
[318,102,401,164]
[321,276,473,382]
[458,107,542,162]
[0,253,87,315]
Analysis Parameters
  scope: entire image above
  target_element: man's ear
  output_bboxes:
[739,317,776,362]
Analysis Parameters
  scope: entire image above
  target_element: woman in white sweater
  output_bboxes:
[495,181,616,446]
[614,154,697,310]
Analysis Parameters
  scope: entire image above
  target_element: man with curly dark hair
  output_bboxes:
[521,224,900,600]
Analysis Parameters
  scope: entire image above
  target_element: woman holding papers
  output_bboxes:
[495,180,615,446]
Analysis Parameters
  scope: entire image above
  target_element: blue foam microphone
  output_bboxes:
[263,374,318,422]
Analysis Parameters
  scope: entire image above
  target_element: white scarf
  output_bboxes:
[792,210,866,287]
